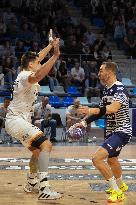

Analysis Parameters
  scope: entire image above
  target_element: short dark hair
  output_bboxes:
[102,61,117,75]
[21,51,39,70]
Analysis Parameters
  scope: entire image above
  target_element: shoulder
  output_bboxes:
[113,81,129,96]
[114,81,127,92]
[18,70,34,83]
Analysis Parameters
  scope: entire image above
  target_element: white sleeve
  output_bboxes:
[34,103,39,113]
[20,72,33,87]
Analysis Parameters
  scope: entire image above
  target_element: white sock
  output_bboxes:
[28,173,37,179]
[116,176,123,187]
[27,173,38,185]
[107,177,120,192]
[38,172,50,190]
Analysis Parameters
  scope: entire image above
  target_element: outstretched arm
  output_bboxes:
[77,101,122,127]
[38,29,54,62]
[28,38,60,84]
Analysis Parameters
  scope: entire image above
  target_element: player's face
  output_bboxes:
[29,57,41,72]
[98,64,109,85]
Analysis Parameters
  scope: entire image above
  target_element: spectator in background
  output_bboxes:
[82,44,91,61]
[39,17,50,42]
[33,96,58,143]
[70,61,85,92]
[101,46,112,61]
[15,40,25,62]
[84,60,98,88]
[0,16,7,37]
[114,19,126,50]
[29,41,40,53]
[18,23,33,45]
[124,28,136,59]
[92,44,102,66]
[0,40,15,61]
[3,7,15,25]
[0,71,4,85]
[0,98,10,144]
[84,28,96,46]
[66,98,85,128]
[7,16,19,39]
[31,26,41,43]
[66,98,89,142]
[65,40,82,55]
[57,60,71,91]
[2,56,17,85]
[128,15,136,30]
[47,65,59,91]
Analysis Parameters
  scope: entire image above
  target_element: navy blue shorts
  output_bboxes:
[101,132,131,158]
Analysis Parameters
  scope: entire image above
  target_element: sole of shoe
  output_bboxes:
[107,196,125,203]
[38,194,63,200]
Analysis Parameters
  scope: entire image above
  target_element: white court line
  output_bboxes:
[0,158,136,163]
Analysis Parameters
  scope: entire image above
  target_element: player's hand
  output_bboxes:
[53,38,60,57]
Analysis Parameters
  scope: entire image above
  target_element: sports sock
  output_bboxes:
[107,177,120,192]
[116,176,124,187]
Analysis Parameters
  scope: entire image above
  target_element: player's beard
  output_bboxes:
[99,74,109,86]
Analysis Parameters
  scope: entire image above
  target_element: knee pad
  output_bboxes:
[31,135,48,149]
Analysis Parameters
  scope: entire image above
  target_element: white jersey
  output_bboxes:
[7,70,40,120]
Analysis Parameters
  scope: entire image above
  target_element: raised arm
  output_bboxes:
[28,38,60,84]
[38,29,54,62]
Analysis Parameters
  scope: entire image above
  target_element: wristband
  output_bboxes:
[99,106,106,116]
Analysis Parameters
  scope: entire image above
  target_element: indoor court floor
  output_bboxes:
[0,141,136,205]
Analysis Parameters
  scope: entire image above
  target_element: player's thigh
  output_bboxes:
[5,116,43,148]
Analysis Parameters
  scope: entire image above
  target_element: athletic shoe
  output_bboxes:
[38,186,62,200]
[105,182,128,194]
[107,190,125,203]
[120,182,128,192]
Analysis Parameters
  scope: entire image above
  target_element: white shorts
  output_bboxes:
[5,115,43,148]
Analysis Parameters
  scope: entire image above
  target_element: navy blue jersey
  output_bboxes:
[100,81,132,137]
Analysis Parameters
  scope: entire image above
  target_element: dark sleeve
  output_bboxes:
[85,113,105,125]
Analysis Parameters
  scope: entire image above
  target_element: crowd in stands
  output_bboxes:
[74,0,136,58]
[0,0,135,98]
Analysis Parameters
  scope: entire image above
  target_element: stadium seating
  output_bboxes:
[77,97,92,106]
[39,86,52,96]
[49,96,64,108]
[67,86,81,96]
[63,96,74,107]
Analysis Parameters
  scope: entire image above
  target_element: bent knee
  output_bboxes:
[40,140,52,152]
[107,158,118,166]
[92,155,103,166]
